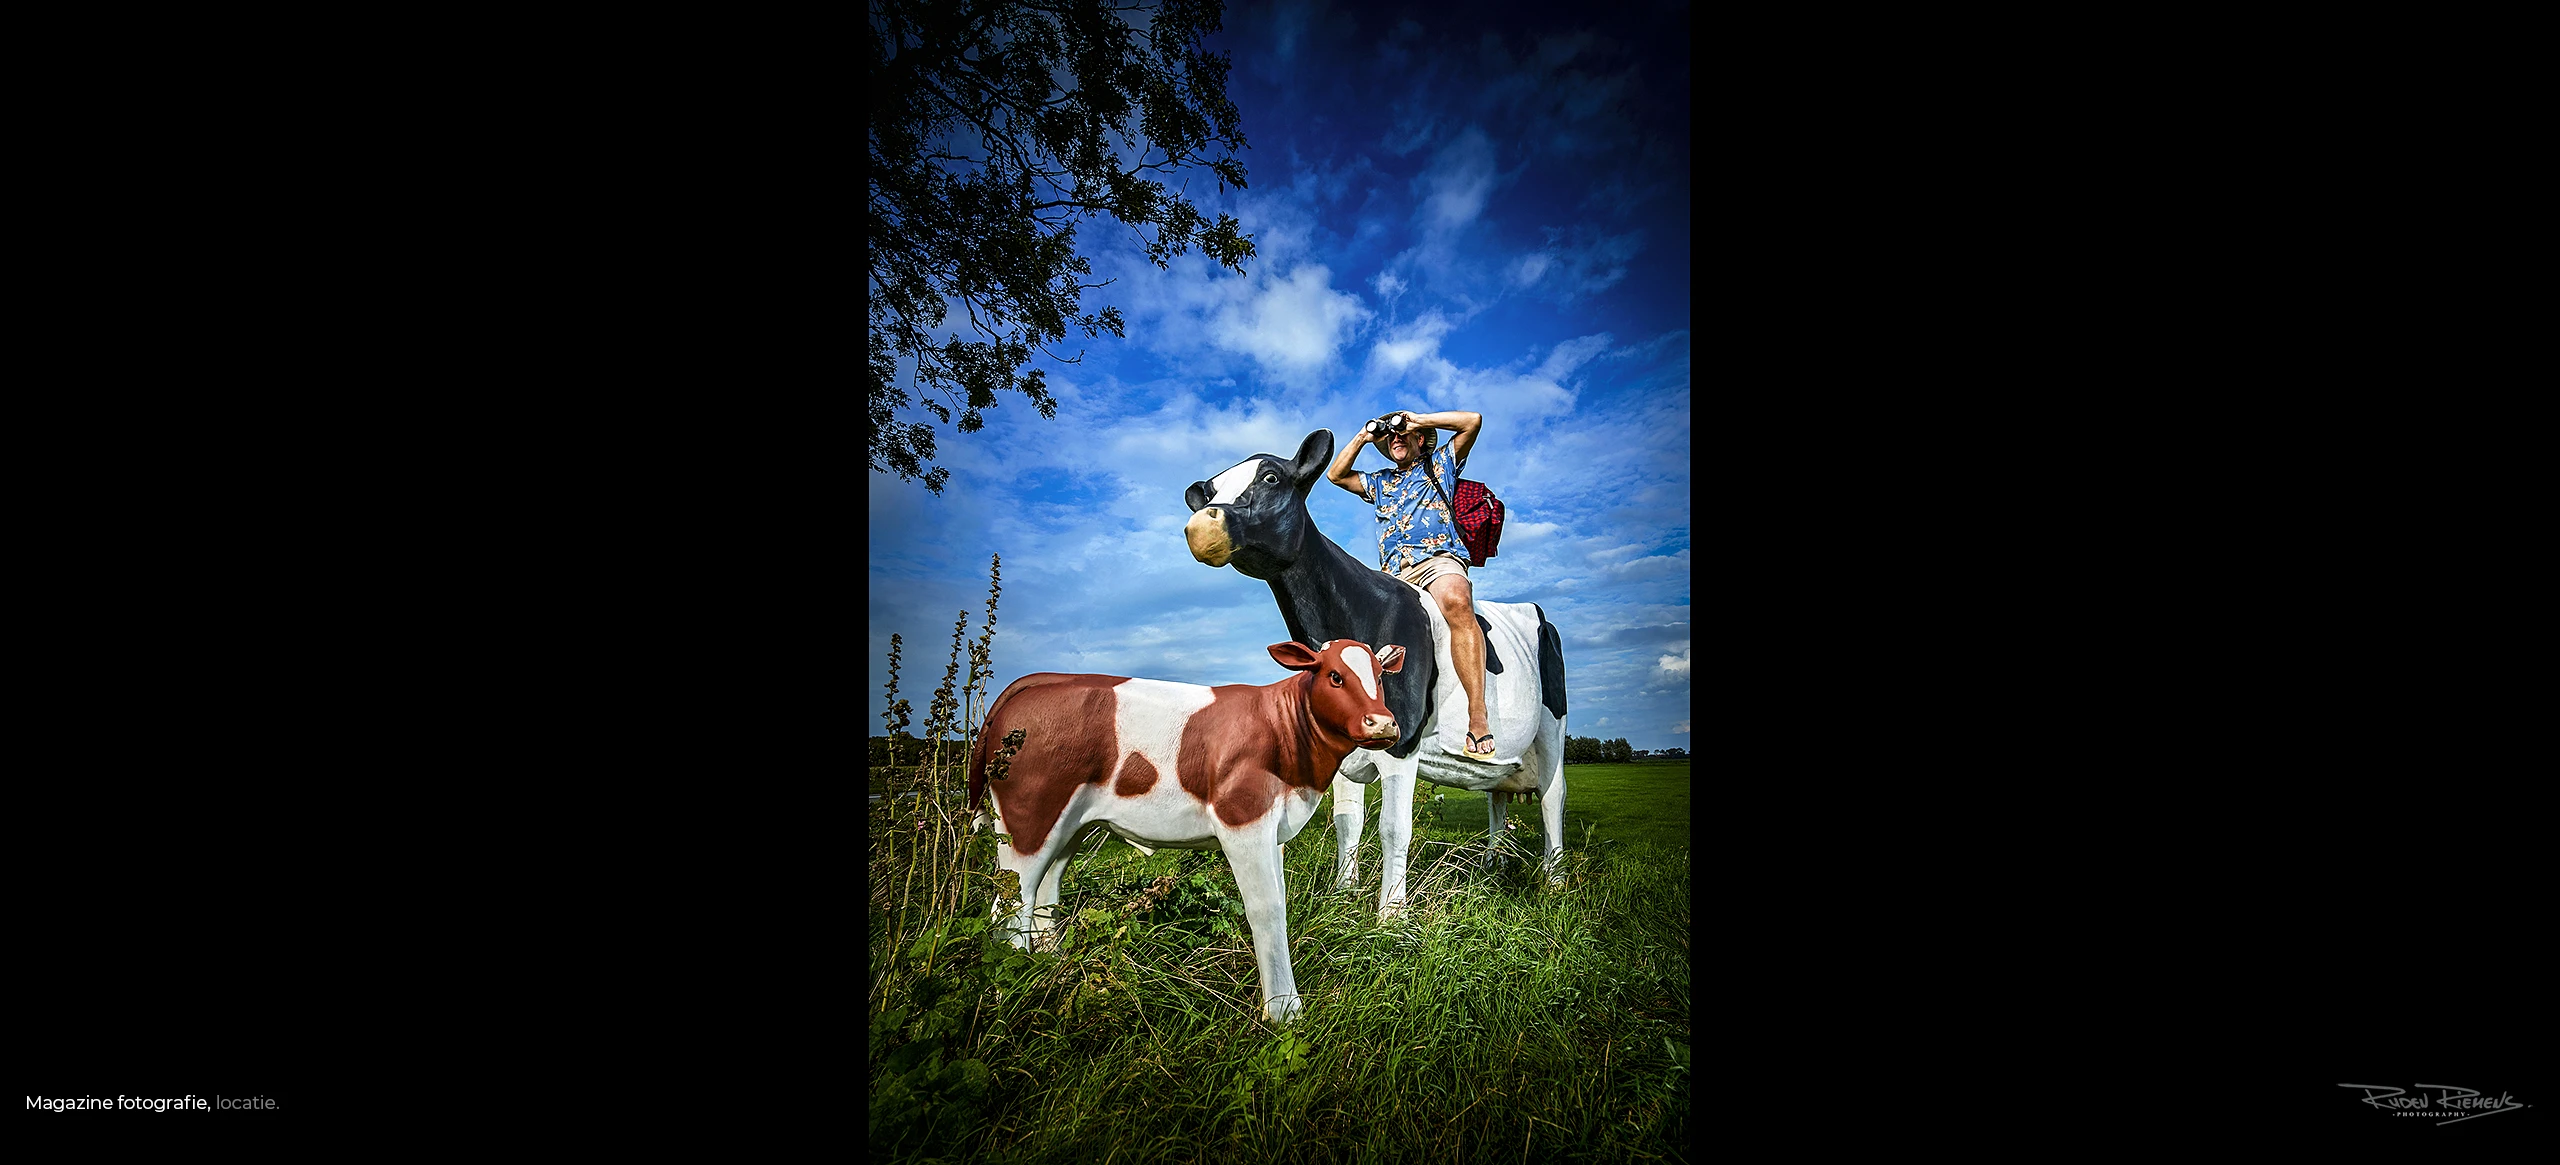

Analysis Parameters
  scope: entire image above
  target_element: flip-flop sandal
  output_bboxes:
[1462,732,1498,760]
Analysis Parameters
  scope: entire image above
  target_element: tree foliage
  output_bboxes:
[869,0,1256,495]
[1565,736,1635,764]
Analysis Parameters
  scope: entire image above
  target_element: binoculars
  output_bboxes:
[1364,414,1413,439]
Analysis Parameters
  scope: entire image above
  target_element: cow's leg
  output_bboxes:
[1329,770,1365,890]
[1538,718,1569,885]
[1221,819,1302,1024]
[1377,759,1416,917]
[1485,790,1511,869]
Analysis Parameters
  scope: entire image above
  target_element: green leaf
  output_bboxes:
[886,1038,941,1076]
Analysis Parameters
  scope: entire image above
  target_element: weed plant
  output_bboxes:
[871,555,1690,1163]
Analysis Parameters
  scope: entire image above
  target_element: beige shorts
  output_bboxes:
[1389,552,1469,592]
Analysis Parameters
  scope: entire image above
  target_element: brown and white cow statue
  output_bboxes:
[966,638,1406,1024]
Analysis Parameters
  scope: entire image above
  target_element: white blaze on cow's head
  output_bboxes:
[1268,639,1404,748]
[1183,430,1335,579]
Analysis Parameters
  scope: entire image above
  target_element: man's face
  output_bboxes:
[1384,429,1421,466]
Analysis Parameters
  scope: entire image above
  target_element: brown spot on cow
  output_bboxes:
[968,673,1126,856]
[1114,752,1158,797]
[1214,769,1286,828]
[1177,684,1326,829]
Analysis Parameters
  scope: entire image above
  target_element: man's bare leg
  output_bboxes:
[1429,574,1494,757]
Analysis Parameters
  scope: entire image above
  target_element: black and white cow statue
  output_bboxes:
[1184,428,1568,915]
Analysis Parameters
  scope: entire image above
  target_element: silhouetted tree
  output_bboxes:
[869,0,1256,494]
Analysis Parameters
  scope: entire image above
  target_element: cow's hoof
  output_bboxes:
[1265,996,1305,1024]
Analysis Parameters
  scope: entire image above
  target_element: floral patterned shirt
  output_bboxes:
[1363,443,1466,573]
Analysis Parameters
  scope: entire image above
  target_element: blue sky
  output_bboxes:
[870,0,1691,750]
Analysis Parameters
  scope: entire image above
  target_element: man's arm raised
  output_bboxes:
[1402,410,1483,464]
[1326,425,1375,499]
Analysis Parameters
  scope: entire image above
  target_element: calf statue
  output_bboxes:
[967,638,1406,1024]
[1183,429,1568,916]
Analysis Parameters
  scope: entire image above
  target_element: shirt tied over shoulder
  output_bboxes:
[1363,443,1466,573]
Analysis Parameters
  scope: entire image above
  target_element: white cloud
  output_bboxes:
[1656,642,1689,679]
[1503,519,1563,546]
[1380,328,1619,428]
[1514,225,1645,304]
[1671,720,1690,735]
[1117,254,1371,388]
[1368,310,1457,375]
[1414,127,1497,234]
[1511,252,1552,287]
[1537,334,1614,381]
[1380,103,1437,156]
[1206,265,1371,384]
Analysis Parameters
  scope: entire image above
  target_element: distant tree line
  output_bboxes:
[1564,736,1635,764]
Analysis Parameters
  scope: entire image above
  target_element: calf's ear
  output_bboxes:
[1375,645,1406,673]
[1185,481,1209,512]
[1290,429,1334,490]
[1267,641,1324,671]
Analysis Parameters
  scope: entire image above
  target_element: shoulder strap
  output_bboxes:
[1423,446,1458,510]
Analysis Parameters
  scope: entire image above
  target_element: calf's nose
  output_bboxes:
[1361,713,1397,738]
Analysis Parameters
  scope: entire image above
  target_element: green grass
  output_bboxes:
[1425,761,1690,851]
[870,761,1691,1164]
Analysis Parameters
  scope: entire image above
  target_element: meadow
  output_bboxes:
[869,757,1692,1163]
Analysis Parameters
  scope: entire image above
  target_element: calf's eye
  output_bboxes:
[1328,671,1342,686]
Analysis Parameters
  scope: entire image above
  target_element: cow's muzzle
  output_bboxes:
[1185,508,1234,567]
[1358,714,1398,748]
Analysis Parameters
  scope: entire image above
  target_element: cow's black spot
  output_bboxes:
[1474,613,1503,675]
[1534,603,1566,719]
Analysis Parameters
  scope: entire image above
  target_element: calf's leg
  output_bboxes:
[994,841,1052,950]
[1030,850,1070,949]
[1221,819,1302,1024]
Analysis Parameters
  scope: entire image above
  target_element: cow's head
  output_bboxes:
[1268,638,1404,749]
[1184,429,1333,580]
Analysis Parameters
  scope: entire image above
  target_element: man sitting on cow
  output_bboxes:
[1324,409,1496,761]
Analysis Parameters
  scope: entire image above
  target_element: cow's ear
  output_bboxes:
[1290,429,1334,491]
[1375,645,1406,673]
[1185,481,1209,512]
[1268,641,1324,671]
